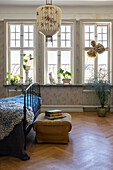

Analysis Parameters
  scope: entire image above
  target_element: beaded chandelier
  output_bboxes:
[36,0,62,41]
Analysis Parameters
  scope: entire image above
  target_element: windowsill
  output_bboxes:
[4,84,113,88]
[41,84,84,87]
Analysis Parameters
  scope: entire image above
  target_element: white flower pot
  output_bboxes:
[62,78,71,84]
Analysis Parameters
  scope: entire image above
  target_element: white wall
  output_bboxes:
[0,5,113,20]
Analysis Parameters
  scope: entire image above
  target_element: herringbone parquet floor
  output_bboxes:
[1,112,113,170]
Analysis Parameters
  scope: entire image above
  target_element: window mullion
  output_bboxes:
[95,24,98,78]
[20,24,24,82]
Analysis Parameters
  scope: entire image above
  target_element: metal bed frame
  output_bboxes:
[23,82,41,149]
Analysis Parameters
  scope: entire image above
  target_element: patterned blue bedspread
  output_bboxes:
[0,94,41,109]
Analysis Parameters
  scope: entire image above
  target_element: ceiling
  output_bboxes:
[0,0,113,6]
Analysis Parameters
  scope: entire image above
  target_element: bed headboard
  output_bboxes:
[23,82,41,137]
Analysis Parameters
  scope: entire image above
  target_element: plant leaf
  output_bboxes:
[22,53,26,57]
[23,64,27,70]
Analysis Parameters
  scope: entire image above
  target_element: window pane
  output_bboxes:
[90,33,94,40]
[66,41,71,47]
[16,40,20,47]
[11,33,15,39]
[24,41,28,47]
[53,34,57,40]
[29,41,33,47]
[16,25,20,32]
[10,25,15,32]
[90,25,94,32]
[85,33,89,40]
[24,33,28,39]
[53,41,57,47]
[66,33,71,40]
[97,26,102,33]
[103,34,107,40]
[85,41,89,47]
[24,25,34,47]
[24,25,28,32]
[97,34,101,40]
[23,50,34,83]
[84,51,94,83]
[85,25,89,32]
[61,33,65,40]
[61,26,65,32]
[47,51,57,83]
[98,51,108,80]
[61,51,70,71]
[47,33,57,47]
[66,26,71,32]
[29,33,33,39]
[16,33,20,39]
[84,25,94,47]
[103,26,107,33]
[103,41,107,48]
[29,25,33,32]
[47,42,52,47]
[10,40,15,47]
[61,41,65,47]
[97,25,108,48]
[10,51,20,75]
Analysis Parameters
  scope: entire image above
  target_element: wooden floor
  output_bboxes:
[1,112,113,170]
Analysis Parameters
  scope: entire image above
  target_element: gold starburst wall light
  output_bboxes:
[87,40,105,58]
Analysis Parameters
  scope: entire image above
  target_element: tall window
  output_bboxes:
[45,23,73,84]
[7,22,35,83]
[83,23,110,83]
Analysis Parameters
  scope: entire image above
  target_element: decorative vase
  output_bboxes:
[62,78,71,84]
[97,107,107,117]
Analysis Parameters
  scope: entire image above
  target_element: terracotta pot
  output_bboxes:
[97,107,107,117]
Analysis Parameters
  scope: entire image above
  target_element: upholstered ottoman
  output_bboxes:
[33,113,72,144]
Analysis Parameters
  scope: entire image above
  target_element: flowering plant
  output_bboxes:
[22,54,34,70]
[5,72,20,85]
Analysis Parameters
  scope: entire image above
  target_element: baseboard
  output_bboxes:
[41,105,113,113]
[110,105,113,112]
[41,105,83,112]
[83,105,112,112]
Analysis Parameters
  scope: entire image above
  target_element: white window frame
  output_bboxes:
[82,22,111,83]
[5,21,36,83]
[44,21,74,84]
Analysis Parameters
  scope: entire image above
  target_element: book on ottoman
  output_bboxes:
[45,110,63,117]
[45,115,66,120]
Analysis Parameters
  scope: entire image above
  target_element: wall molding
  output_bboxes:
[41,105,113,113]
[41,105,83,112]
[110,105,113,112]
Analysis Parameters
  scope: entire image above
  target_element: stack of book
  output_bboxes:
[45,110,66,120]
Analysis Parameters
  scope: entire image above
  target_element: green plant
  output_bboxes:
[6,72,20,85]
[57,68,72,79]
[22,53,34,70]
[89,70,111,108]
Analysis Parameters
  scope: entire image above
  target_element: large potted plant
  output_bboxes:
[89,70,110,117]
[57,68,72,84]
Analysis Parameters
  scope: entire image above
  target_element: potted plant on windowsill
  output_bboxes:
[57,68,72,84]
[89,70,111,117]
[5,72,21,85]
